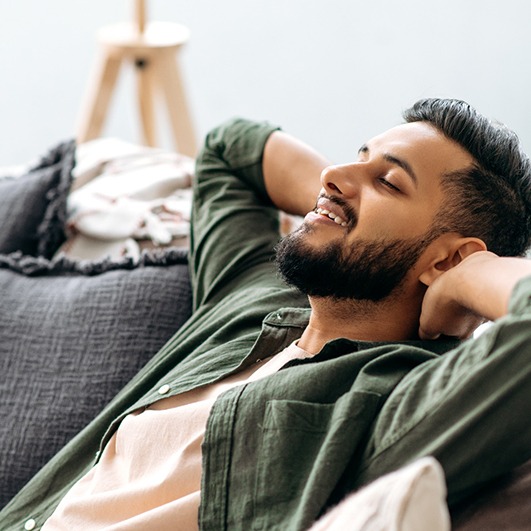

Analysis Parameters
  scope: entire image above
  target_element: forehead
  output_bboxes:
[366,121,475,184]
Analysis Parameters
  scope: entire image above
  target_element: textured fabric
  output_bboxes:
[0,250,192,509]
[43,342,312,530]
[0,140,75,257]
[309,457,450,531]
[2,120,531,531]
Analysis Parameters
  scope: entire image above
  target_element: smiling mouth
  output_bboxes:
[313,207,348,227]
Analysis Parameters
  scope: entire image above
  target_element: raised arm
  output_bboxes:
[262,130,330,216]
[419,251,531,339]
[191,118,329,310]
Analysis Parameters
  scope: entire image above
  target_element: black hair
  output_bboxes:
[403,98,531,256]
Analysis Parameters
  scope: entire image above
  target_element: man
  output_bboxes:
[2,98,531,530]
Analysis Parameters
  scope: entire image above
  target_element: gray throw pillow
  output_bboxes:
[0,249,192,508]
[0,140,75,257]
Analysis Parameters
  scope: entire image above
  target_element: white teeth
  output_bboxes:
[315,207,347,227]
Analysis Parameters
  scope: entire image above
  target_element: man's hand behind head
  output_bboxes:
[418,251,531,340]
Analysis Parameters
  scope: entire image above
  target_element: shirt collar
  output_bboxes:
[264,307,461,356]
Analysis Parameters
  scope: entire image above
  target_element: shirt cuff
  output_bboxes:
[507,274,531,315]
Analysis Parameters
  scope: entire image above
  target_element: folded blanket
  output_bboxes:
[59,138,195,261]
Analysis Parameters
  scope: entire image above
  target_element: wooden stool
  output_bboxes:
[76,1,197,157]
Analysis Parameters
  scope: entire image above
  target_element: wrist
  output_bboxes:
[453,252,529,320]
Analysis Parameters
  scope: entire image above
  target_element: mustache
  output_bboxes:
[315,193,358,230]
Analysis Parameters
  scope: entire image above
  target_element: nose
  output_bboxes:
[320,164,360,197]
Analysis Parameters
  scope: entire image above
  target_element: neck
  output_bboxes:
[298,293,422,355]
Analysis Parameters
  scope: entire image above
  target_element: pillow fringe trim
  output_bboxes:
[37,139,77,258]
[0,248,189,277]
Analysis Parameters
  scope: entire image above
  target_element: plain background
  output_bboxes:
[1,0,531,165]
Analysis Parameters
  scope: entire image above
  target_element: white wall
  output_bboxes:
[1,0,531,165]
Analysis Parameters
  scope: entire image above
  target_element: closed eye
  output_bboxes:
[378,177,401,193]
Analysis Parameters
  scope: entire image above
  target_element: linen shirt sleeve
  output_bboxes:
[507,273,531,315]
[190,118,282,311]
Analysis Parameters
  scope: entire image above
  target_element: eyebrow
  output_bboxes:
[358,144,418,187]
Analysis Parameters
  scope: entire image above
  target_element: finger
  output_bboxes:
[418,326,441,341]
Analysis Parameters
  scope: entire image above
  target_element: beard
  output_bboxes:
[275,222,438,302]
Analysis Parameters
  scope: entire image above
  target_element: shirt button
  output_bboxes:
[24,519,36,531]
[158,384,171,395]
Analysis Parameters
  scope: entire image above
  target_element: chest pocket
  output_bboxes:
[252,390,382,529]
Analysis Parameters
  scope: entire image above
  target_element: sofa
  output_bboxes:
[1,138,530,529]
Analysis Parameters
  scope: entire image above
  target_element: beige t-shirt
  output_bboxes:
[43,342,311,530]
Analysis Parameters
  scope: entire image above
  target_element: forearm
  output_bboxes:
[262,130,331,216]
[451,252,531,321]
[419,251,531,340]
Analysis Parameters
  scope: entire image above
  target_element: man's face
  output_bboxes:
[276,121,475,300]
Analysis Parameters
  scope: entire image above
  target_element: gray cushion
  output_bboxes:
[0,140,75,257]
[0,250,192,508]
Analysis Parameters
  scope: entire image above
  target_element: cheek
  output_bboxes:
[356,204,435,239]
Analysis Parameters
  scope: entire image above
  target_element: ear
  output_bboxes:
[418,236,487,287]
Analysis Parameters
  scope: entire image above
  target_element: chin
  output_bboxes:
[276,226,431,302]
[295,222,344,248]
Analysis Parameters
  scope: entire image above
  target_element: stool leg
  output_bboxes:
[76,48,122,143]
[135,56,158,147]
[154,49,197,157]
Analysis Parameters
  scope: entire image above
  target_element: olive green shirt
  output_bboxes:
[2,119,531,531]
